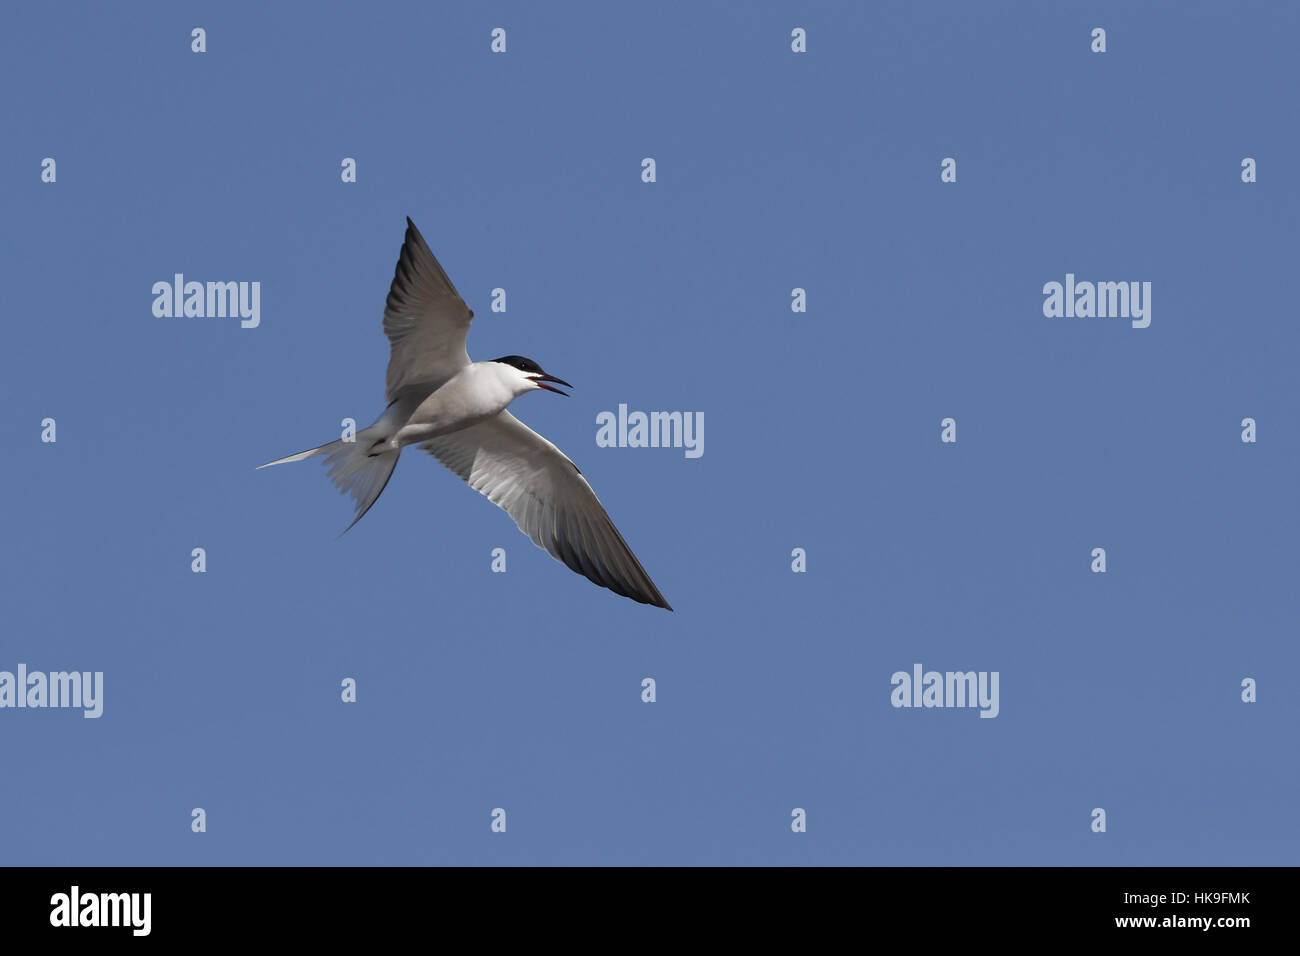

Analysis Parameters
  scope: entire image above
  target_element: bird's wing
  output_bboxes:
[420,411,672,609]
[382,217,474,402]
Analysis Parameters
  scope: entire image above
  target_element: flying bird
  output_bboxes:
[259,218,672,610]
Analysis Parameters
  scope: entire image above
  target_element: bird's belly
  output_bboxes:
[394,379,508,447]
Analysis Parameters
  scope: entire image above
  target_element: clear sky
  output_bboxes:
[2,1,1296,865]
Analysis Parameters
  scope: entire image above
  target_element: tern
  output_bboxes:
[259,218,672,610]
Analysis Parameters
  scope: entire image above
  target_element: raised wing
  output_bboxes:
[421,412,672,609]
[382,217,473,402]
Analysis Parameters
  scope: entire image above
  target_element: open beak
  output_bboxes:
[531,373,572,396]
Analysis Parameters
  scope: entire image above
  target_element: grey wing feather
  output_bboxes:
[383,218,474,402]
[421,412,672,610]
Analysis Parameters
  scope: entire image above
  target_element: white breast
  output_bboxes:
[393,363,520,447]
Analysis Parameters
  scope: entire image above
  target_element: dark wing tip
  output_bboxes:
[644,584,673,611]
[604,578,672,611]
[404,217,425,247]
[616,567,673,611]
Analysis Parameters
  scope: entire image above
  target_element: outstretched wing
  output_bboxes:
[421,412,672,609]
[382,217,473,402]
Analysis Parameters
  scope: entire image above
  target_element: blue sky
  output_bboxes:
[1,1,1296,865]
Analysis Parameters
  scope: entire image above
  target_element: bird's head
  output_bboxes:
[491,355,572,397]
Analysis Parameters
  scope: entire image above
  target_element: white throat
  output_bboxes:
[483,360,537,398]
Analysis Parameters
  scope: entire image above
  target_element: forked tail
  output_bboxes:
[258,429,400,535]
